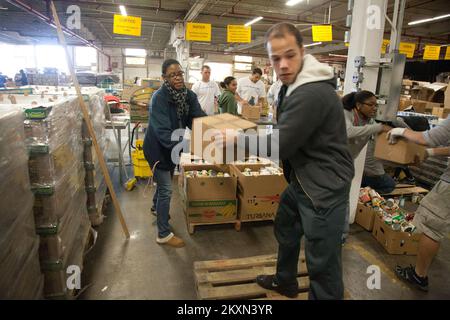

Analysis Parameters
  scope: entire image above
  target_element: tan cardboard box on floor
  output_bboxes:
[230,163,288,221]
[190,114,257,164]
[355,203,376,231]
[182,164,238,223]
[374,133,426,165]
[241,105,261,121]
[372,214,421,255]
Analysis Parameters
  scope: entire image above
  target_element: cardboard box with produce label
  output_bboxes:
[182,164,237,223]
[231,163,287,221]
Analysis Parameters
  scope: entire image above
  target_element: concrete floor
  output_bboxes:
[79,166,450,300]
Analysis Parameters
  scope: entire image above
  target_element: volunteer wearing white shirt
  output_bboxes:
[267,79,282,107]
[191,65,221,116]
[236,68,266,114]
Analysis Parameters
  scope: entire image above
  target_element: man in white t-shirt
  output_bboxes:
[236,68,266,114]
[191,65,221,116]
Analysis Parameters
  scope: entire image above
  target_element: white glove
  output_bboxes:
[387,128,406,144]
[426,148,435,157]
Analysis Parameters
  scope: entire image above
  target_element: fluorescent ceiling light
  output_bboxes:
[286,0,304,6]
[329,54,348,58]
[304,42,322,48]
[119,5,127,16]
[244,16,263,27]
[408,13,450,25]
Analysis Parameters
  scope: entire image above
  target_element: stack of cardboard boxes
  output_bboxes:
[404,81,450,118]
[0,106,44,299]
[180,113,288,230]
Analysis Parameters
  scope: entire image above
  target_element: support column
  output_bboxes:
[343,0,388,224]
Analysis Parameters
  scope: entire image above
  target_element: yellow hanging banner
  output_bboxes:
[445,47,450,60]
[227,25,251,43]
[113,14,142,37]
[186,22,211,42]
[381,39,390,54]
[399,42,416,58]
[423,45,441,60]
[312,25,333,42]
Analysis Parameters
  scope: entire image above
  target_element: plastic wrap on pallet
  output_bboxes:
[83,136,107,165]
[39,189,86,264]
[85,163,105,189]
[0,106,43,299]
[33,162,86,232]
[28,135,84,186]
[0,110,32,224]
[43,211,91,299]
[4,96,81,152]
[87,178,107,211]
[0,238,44,299]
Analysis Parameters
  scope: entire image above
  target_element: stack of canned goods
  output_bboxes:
[185,170,230,178]
[359,187,417,233]
[242,166,283,177]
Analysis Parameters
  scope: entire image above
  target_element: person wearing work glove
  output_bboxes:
[387,117,450,292]
[343,90,395,195]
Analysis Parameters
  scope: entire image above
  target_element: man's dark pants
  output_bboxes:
[274,179,347,300]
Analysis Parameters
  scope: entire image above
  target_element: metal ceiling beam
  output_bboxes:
[305,42,348,55]
[184,0,209,21]
[4,0,109,56]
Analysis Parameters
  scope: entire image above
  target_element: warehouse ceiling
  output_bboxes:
[0,0,449,60]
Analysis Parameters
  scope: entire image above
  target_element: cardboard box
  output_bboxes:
[182,164,237,223]
[241,105,261,121]
[238,194,279,221]
[355,203,376,231]
[398,96,412,111]
[183,199,237,223]
[411,83,447,103]
[372,214,421,255]
[182,164,236,200]
[411,99,428,113]
[374,133,426,165]
[444,85,450,109]
[230,164,287,198]
[432,107,450,119]
[191,114,257,164]
[231,163,287,221]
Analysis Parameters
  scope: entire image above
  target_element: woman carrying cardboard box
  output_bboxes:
[388,118,450,292]
[343,90,395,194]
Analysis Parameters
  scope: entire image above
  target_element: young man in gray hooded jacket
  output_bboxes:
[254,23,355,300]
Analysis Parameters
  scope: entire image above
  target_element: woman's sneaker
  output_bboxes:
[395,265,428,292]
[156,233,185,248]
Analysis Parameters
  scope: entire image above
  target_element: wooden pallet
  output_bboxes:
[194,254,309,300]
[383,186,429,196]
[187,217,275,234]
[187,220,242,234]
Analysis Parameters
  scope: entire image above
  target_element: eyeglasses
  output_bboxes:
[166,71,185,79]
[362,102,378,108]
